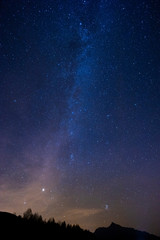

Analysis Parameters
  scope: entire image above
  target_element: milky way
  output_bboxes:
[0,0,160,235]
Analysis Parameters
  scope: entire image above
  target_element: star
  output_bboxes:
[105,204,109,210]
[0,0,159,235]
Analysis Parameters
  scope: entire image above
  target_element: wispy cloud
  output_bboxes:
[64,208,103,220]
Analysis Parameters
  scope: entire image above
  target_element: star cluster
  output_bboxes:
[0,0,160,236]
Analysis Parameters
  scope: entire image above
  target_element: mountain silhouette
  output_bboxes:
[95,222,160,240]
[0,210,159,240]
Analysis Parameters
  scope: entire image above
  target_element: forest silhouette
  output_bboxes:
[0,209,93,240]
[0,209,159,240]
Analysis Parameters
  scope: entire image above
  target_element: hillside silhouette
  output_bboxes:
[0,209,93,240]
[0,209,159,240]
[95,222,160,240]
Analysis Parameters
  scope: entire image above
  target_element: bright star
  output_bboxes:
[105,204,109,210]
[41,188,45,192]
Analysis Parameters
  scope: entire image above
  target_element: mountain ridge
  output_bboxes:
[95,222,160,240]
[0,211,159,240]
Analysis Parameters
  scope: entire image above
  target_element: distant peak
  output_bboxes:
[109,222,122,228]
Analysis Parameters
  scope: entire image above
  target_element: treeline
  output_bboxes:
[1,209,94,240]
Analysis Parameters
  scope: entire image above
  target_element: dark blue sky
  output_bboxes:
[0,0,160,235]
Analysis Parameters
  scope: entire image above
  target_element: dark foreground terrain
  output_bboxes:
[0,210,159,240]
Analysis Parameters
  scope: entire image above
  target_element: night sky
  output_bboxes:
[0,0,160,236]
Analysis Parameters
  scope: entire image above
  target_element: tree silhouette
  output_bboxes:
[23,208,32,219]
[0,209,158,240]
[23,208,43,224]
